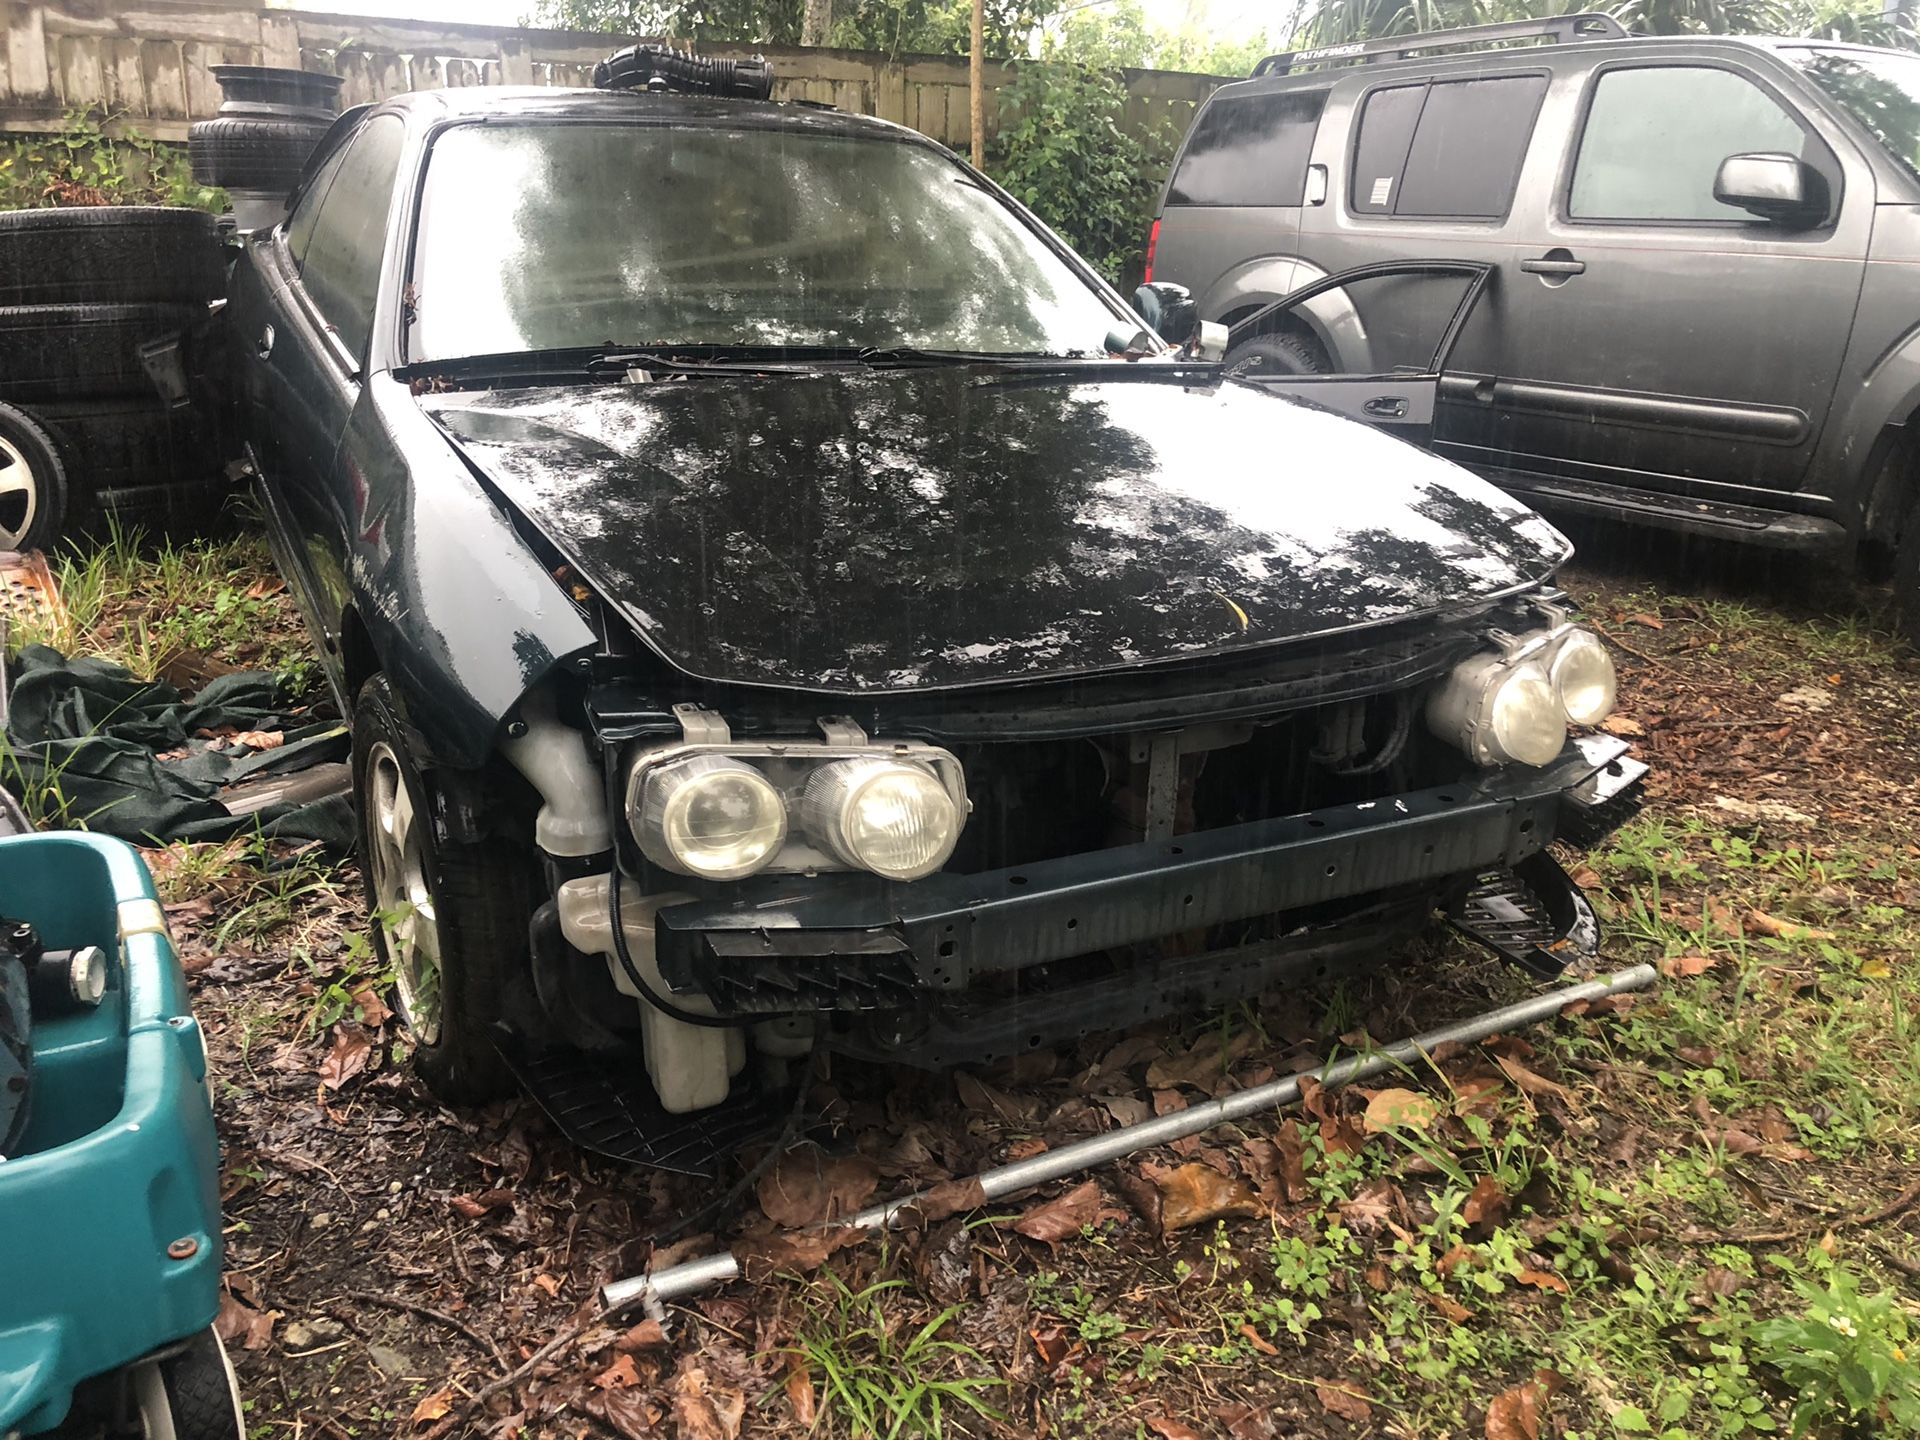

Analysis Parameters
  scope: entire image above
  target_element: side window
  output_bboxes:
[299,115,406,363]
[1166,89,1328,206]
[1351,74,1547,219]
[1570,66,1813,222]
[285,141,351,267]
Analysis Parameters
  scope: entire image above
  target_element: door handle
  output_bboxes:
[256,325,275,360]
[1519,255,1586,276]
[1363,395,1409,419]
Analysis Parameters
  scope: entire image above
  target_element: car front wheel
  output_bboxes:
[351,674,527,1104]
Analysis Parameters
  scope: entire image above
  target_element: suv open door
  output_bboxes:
[1223,259,1492,450]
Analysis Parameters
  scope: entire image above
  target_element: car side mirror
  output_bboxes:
[1132,281,1198,347]
[1714,152,1828,228]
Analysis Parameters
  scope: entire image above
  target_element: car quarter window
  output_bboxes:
[297,113,406,364]
[1570,66,1815,222]
[1166,88,1328,206]
[1350,74,1548,219]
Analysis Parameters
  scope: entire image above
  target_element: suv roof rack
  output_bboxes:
[1251,13,1628,78]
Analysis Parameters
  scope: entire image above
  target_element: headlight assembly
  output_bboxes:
[625,712,968,882]
[1428,620,1616,768]
[630,753,788,880]
[801,759,962,881]
[1547,629,1617,727]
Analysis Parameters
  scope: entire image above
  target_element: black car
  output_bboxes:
[226,69,1643,1160]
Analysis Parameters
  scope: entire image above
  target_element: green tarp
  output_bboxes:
[1,645,352,845]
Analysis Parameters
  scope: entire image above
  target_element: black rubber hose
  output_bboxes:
[593,44,774,100]
[606,860,742,1030]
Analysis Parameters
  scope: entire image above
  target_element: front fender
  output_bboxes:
[343,375,597,768]
[1820,321,1920,536]
[1201,254,1371,369]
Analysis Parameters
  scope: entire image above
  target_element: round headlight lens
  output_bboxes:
[631,754,787,880]
[802,760,961,881]
[1550,630,1617,727]
[1487,664,1567,767]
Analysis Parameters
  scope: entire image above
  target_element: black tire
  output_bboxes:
[0,401,69,550]
[189,115,332,191]
[153,1327,246,1440]
[352,675,525,1104]
[24,398,225,538]
[0,207,224,308]
[1224,327,1332,379]
[0,303,204,404]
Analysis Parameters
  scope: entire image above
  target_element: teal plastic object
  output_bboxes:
[0,833,222,1436]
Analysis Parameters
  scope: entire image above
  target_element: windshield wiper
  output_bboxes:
[396,342,1122,386]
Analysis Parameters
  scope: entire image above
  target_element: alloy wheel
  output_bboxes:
[364,740,443,1046]
[0,433,39,550]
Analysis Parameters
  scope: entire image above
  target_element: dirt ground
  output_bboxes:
[50,522,1920,1440]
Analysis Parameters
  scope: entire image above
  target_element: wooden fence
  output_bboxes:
[0,0,1227,148]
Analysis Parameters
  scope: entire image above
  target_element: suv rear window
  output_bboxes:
[1166,89,1327,206]
[1351,74,1548,219]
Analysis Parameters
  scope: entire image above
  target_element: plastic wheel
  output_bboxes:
[0,401,69,551]
[352,675,529,1103]
[135,1327,246,1440]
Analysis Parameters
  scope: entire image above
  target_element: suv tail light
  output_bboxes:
[1144,217,1160,283]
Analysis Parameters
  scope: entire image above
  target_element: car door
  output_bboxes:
[1455,56,1872,500]
[1228,259,1493,450]
[254,113,407,661]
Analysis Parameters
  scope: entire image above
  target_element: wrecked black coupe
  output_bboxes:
[226,76,1643,1165]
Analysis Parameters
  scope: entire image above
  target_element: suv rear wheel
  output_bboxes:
[1224,327,1330,379]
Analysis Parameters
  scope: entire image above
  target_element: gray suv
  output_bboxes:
[1149,15,1920,623]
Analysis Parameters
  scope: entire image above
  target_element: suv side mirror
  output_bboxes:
[1132,282,1198,346]
[1714,152,1828,228]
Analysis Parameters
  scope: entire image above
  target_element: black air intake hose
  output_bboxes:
[593,44,776,100]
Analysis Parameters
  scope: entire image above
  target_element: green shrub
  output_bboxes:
[0,107,223,212]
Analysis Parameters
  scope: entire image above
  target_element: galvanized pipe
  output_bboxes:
[603,963,1658,1311]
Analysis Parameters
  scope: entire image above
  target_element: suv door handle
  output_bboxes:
[1520,255,1586,276]
[1363,395,1409,419]
[257,325,275,360]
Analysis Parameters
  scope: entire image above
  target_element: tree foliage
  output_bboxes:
[526,0,1061,56]
[1292,0,1919,49]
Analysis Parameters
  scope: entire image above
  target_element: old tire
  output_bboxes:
[189,115,332,191]
[1224,327,1331,379]
[26,398,227,539]
[0,402,69,551]
[352,675,524,1104]
[0,207,223,308]
[149,1327,246,1440]
[0,303,203,404]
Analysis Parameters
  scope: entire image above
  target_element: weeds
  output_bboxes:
[0,107,222,211]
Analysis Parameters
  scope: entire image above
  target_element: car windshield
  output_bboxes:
[1780,46,1920,180]
[409,120,1128,362]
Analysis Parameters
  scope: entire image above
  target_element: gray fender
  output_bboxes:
[1821,323,1920,537]
[1199,253,1372,371]
[345,374,598,768]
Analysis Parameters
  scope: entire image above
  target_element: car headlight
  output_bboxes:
[629,753,788,880]
[1427,651,1568,768]
[801,759,962,881]
[1548,629,1617,727]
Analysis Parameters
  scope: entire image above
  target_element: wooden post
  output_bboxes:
[969,0,984,168]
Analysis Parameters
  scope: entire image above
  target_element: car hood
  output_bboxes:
[422,367,1569,693]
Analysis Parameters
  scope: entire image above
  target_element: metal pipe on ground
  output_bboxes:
[603,963,1659,1313]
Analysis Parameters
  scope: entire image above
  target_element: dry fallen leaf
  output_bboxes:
[1515,1267,1570,1295]
[1600,715,1646,736]
[317,1026,371,1090]
[1745,909,1835,942]
[731,1225,866,1282]
[1315,1383,1374,1423]
[1485,1370,1566,1440]
[1156,1163,1263,1234]
[1659,953,1718,978]
[1145,1417,1206,1440]
[757,1149,881,1230]
[1239,1322,1279,1356]
[672,1361,746,1440]
[1462,1175,1510,1232]
[1012,1179,1107,1244]
[214,1291,276,1351]
[902,1175,987,1226]
[785,1352,816,1427]
[1425,1289,1472,1324]
[1363,1087,1442,1133]
[1494,1053,1577,1107]
[410,1389,453,1424]
[351,985,392,1027]
[595,1353,642,1390]
[1029,1324,1072,1368]
[614,1319,669,1353]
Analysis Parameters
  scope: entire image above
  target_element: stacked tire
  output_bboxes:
[0,207,227,552]
[190,65,343,222]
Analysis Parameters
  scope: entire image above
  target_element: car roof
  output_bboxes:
[373,84,921,142]
[1210,31,1903,100]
